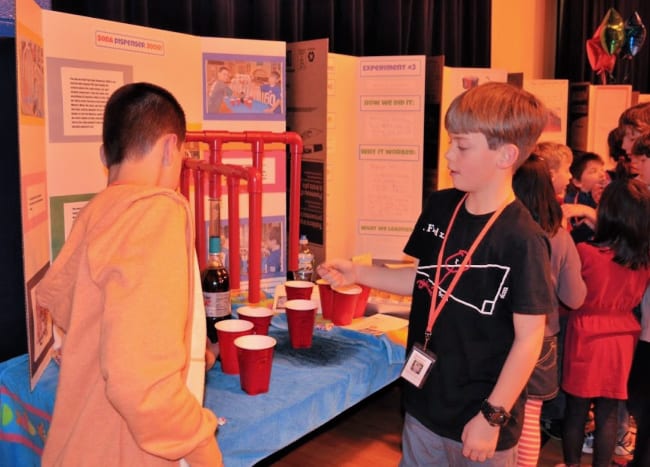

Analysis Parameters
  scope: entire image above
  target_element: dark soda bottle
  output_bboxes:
[202,237,231,343]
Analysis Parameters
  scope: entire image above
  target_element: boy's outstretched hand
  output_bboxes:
[461,413,500,462]
[316,259,356,288]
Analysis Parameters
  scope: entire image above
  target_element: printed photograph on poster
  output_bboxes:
[221,216,285,279]
[19,39,45,118]
[26,262,53,386]
[203,53,285,121]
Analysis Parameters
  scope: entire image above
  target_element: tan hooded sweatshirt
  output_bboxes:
[37,185,222,466]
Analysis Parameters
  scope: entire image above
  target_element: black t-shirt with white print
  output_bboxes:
[403,188,553,451]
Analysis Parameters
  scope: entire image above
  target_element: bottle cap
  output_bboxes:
[209,237,222,254]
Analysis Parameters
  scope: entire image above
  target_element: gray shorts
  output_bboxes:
[399,413,517,466]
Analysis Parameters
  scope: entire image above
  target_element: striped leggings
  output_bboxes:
[517,398,543,466]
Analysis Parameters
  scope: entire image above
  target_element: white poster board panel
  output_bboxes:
[356,56,426,260]
[16,0,52,388]
[524,79,569,145]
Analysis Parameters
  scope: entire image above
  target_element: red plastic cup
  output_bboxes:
[331,285,362,325]
[316,279,334,320]
[215,319,254,374]
[284,280,314,300]
[237,306,274,335]
[284,299,318,348]
[235,334,277,395]
[353,285,372,318]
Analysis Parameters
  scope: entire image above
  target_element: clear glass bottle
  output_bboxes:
[293,234,314,281]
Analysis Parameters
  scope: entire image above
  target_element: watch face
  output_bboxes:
[481,400,509,426]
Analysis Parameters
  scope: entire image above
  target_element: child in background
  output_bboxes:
[512,155,587,467]
[630,132,650,188]
[619,102,650,156]
[530,142,577,440]
[318,82,553,466]
[614,103,650,459]
[561,177,650,467]
[607,128,631,180]
[533,142,573,200]
[563,152,606,244]
[626,132,650,467]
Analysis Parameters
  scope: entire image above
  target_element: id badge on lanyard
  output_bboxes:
[401,193,510,388]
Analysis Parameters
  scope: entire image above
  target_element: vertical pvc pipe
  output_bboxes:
[246,166,263,304]
[227,176,241,292]
[194,168,207,272]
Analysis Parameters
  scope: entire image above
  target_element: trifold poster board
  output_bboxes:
[16,0,286,387]
[524,79,569,146]
[287,39,426,264]
[568,83,632,159]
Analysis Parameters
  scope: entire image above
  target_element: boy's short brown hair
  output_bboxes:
[533,141,573,172]
[618,102,650,133]
[445,82,548,168]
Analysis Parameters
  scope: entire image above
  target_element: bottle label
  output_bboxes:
[203,291,231,318]
[298,252,314,270]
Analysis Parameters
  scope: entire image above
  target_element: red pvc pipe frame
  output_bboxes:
[180,131,303,304]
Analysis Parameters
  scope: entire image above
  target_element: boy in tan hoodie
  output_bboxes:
[36,82,223,466]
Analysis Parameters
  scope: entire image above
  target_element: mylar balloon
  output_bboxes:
[587,24,617,83]
[600,8,625,55]
[621,11,647,59]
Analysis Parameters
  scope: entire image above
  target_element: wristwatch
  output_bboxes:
[480,399,511,427]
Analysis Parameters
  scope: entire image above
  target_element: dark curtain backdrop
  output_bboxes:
[556,0,650,93]
[50,0,491,66]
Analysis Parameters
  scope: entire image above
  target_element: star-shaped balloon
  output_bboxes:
[586,24,617,83]
[600,8,625,55]
[621,11,647,59]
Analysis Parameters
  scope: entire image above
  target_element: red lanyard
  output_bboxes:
[423,193,512,351]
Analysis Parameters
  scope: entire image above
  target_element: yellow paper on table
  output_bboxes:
[343,314,408,337]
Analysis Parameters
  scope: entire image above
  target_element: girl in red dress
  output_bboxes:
[561,175,650,467]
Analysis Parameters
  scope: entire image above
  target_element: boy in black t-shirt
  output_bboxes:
[317,82,553,466]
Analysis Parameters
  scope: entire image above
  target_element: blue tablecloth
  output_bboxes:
[0,314,405,467]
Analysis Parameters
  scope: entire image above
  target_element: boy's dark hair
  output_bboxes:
[569,152,604,181]
[593,177,650,270]
[102,82,186,167]
[445,82,548,168]
[513,155,563,236]
[618,102,650,132]
[632,131,650,159]
[608,128,627,161]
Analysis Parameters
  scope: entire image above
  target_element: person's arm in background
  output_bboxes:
[554,229,587,310]
[561,203,596,230]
